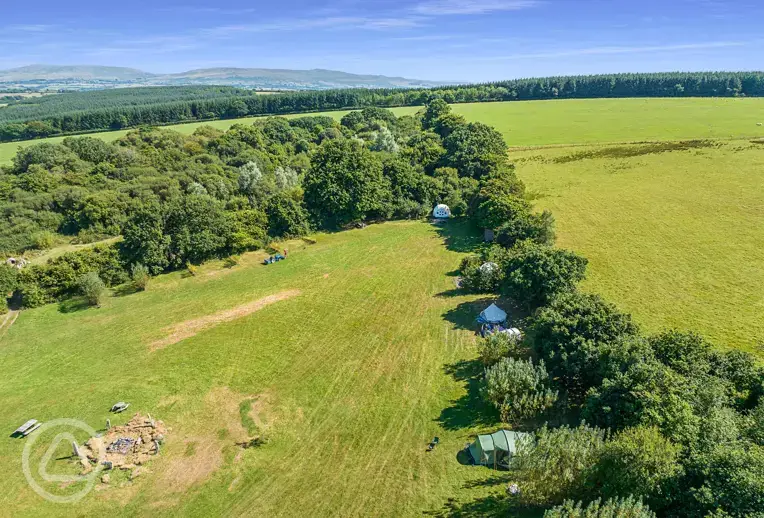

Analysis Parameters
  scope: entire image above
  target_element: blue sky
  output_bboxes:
[1,0,762,81]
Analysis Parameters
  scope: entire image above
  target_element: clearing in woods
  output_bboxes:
[0,221,505,516]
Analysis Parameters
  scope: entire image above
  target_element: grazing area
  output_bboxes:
[515,139,764,352]
[1,97,763,517]
[3,96,764,165]
[0,221,504,516]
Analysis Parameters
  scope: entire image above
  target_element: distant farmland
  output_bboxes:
[1,98,762,351]
[2,97,764,164]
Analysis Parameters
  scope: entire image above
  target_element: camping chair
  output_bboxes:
[426,436,440,451]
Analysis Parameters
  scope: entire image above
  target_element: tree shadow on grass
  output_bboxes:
[441,297,500,331]
[426,497,545,518]
[442,298,529,332]
[112,283,140,297]
[424,495,510,518]
[58,296,91,313]
[433,219,485,254]
[437,359,499,431]
[462,474,510,489]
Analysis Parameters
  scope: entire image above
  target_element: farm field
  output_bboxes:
[515,139,764,352]
[0,221,506,517]
[3,97,764,164]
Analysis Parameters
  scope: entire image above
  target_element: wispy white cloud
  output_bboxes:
[413,0,539,15]
[478,41,749,60]
[203,15,425,37]
[155,6,257,15]
[4,24,55,32]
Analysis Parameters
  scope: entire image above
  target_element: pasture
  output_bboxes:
[3,97,764,164]
[516,139,764,352]
[0,221,504,517]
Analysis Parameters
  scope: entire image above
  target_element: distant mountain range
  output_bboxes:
[0,65,452,90]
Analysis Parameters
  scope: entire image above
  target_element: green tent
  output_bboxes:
[468,430,529,468]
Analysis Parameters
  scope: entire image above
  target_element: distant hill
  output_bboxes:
[0,65,449,90]
[0,65,151,81]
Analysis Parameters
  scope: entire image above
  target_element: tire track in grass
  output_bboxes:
[0,310,19,341]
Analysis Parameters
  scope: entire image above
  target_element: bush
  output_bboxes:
[477,332,528,366]
[528,291,640,402]
[186,262,198,277]
[0,263,18,297]
[586,426,681,510]
[583,360,701,446]
[459,255,503,292]
[496,209,556,248]
[683,442,764,517]
[31,231,56,250]
[15,244,128,308]
[484,357,558,423]
[223,255,239,268]
[510,424,606,506]
[501,240,587,308]
[265,192,310,238]
[131,263,150,291]
[648,330,713,377]
[78,271,105,306]
[18,282,51,309]
[544,497,656,518]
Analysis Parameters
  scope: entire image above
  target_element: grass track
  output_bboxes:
[0,221,510,517]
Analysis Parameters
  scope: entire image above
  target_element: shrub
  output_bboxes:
[484,357,558,423]
[683,442,764,517]
[186,262,198,277]
[586,426,682,510]
[78,271,105,306]
[501,240,588,308]
[648,330,713,377]
[477,332,527,366]
[265,192,310,238]
[528,291,639,402]
[459,255,503,292]
[131,263,150,291]
[15,244,128,308]
[583,360,701,446]
[0,263,18,297]
[510,424,606,506]
[544,497,656,518]
[31,231,56,250]
[496,209,556,248]
[223,255,239,268]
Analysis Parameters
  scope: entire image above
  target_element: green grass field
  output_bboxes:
[3,97,764,164]
[515,139,764,352]
[2,97,764,515]
[0,221,509,517]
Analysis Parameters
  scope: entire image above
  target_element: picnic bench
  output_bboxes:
[12,419,41,437]
[110,402,130,413]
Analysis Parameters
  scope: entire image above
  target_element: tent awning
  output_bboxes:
[478,303,507,324]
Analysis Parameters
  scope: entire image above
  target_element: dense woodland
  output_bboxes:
[0,102,484,309]
[1,71,763,142]
[0,100,761,516]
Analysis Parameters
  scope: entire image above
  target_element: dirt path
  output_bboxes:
[150,290,301,351]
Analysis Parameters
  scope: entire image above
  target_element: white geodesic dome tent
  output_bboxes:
[433,204,451,219]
